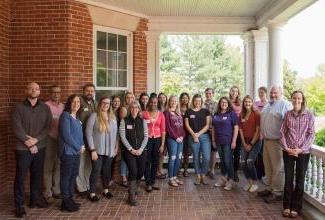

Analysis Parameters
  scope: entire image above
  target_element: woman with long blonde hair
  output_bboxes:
[164,95,185,187]
[86,96,118,202]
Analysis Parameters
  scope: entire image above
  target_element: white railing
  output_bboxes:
[304,144,325,213]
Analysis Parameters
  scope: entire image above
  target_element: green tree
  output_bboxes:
[283,59,298,100]
[160,34,244,97]
[303,75,325,115]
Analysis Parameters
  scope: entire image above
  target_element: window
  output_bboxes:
[94,26,133,100]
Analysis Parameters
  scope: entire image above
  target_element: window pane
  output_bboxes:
[107,33,117,51]
[118,35,127,52]
[97,31,106,50]
[118,70,127,87]
[108,52,117,69]
[108,70,117,87]
[96,69,106,87]
[118,52,127,69]
[96,50,107,69]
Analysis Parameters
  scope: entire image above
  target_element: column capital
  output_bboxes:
[144,31,161,43]
[267,20,287,30]
[241,31,254,43]
[251,28,268,42]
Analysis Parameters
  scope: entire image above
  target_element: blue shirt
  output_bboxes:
[212,111,238,146]
[59,111,84,155]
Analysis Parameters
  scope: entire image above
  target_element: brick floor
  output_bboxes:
[0,172,303,220]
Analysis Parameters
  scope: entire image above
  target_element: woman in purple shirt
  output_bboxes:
[164,95,185,187]
[212,97,238,190]
[280,91,315,218]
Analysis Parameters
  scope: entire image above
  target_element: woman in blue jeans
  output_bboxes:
[59,94,85,212]
[212,97,238,191]
[164,95,185,187]
[184,94,211,185]
[239,95,261,192]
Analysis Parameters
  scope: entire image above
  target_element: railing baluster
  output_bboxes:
[306,156,312,192]
[317,157,323,200]
[311,155,318,196]
[322,158,325,203]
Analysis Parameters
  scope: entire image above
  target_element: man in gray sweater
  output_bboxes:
[12,82,52,218]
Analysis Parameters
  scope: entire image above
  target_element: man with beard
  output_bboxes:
[12,82,52,218]
[76,83,96,195]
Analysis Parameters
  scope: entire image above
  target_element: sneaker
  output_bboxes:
[243,183,251,191]
[102,191,114,199]
[175,178,184,185]
[145,185,152,192]
[201,175,209,185]
[152,184,160,190]
[249,184,258,192]
[224,180,234,191]
[214,176,227,187]
[168,179,178,187]
[194,175,201,185]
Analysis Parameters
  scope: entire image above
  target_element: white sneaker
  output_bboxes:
[214,176,227,187]
[224,180,234,191]
[243,183,251,191]
[249,184,258,192]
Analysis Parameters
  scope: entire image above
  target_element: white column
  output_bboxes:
[252,28,268,99]
[267,21,286,89]
[145,31,161,94]
[242,32,255,97]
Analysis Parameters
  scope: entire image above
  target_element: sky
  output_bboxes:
[225,0,325,79]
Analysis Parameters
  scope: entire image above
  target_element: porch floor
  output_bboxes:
[0,171,303,220]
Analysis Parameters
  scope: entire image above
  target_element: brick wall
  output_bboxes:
[2,0,148,193]
[6,0,93,190]
[133,18,148,96]
[0,0,10,194]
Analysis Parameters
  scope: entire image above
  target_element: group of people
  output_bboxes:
[12,82,315,219]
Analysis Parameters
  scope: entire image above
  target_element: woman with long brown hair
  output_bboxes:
[239,95,261,193]
[86,96,118,201]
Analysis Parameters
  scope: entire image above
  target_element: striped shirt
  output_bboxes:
[261,99,292,139]
[280,110,315,154]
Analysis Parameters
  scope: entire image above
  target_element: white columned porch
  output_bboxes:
[252,28,268,98]
[242,31,255,97]
[267,21,286,89]
[145,31,161,94]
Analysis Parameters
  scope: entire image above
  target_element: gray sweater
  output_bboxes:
[86,113,118,157]
[12,99,52,151]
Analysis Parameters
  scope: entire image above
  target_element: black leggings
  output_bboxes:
[89,155,113,193]
[123,150,147,182]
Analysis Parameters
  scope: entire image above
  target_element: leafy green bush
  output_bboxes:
[315,128,325,147]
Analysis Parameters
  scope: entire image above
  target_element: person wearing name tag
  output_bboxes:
[212,97,238,191]
[119,101,148,206]
[142,94,166,192]
[239,95,261,193]
[86,96,118,202]
[184,94,211,185]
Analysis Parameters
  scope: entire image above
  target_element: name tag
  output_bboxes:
[145,119,150,123]
[126,125,133,129]
[222,117,227,120]
[241,119,245,123]
[84,107,89,112]
[190,115,195,119]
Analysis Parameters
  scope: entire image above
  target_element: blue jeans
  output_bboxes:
[217,144,234,180]
[188,133,211,175]
[241,140,262,181]
[60,154,80,200]
[167,138,183,178]
[120,158,128,177]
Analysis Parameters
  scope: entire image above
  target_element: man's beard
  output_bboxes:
[85,94,93,101]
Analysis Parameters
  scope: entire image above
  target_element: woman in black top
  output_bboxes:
[184,94,211,185]
[119,101,148,206]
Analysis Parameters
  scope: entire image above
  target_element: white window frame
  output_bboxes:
[93,25,133,92]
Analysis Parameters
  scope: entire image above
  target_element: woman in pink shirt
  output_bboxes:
[229,86,241,182]
[280,91,315,218]
[142,94,166,192]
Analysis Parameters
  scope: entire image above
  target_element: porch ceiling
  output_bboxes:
[93,0,275,17]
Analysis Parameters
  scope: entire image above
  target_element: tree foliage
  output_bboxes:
[283,59,298,100]
[160,35,243,98]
